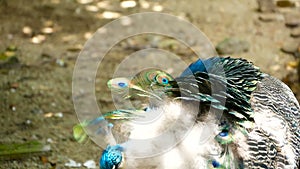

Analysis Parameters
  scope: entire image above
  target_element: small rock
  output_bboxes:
[152,4,163,12]
[257,0,277,12]
[98,11,121,19]
[41,27,54,34]
[291,27,300,37]
[120,0,137,8]
[22,26,33,36]
[31,35,46,44]
[258,13,284,22]
[216,38,250,54]
[65,159,81,168]
[285,13,300,27]
[56,59,66,67]
[77,0,93,4]
[276,0,296,7]
[44,112,54,118]
[83,160,97,169]
[84,32,93,40]
[97,1,110,9]
[9,105,16,111]
[54,112,63,118]
[26,119,31,125]
[47,138,53,143]
[10,88,16,93]
[85,5,99,12]
[140,0,150,9]
[281,39,300,54]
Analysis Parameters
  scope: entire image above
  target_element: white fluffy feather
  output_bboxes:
[119,101,221,168]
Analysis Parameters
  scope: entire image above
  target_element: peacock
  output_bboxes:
[74,57,300,169]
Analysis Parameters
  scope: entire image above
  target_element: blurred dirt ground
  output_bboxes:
[0,0,299,168]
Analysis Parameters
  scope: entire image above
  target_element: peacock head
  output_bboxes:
[100,144,124,169]
[107,68,175,101]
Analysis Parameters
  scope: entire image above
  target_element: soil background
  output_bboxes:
[1,0,299,168]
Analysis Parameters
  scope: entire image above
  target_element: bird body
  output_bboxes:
[75,57,300,169]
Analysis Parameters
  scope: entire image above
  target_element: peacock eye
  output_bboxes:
[155,74,171,86]
[162,78,168,84]
[118,82,127,88]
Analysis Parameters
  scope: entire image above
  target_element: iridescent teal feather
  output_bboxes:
[100,145,123,169]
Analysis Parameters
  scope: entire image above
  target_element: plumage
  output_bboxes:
[247,75,300,168]
[74,57,300,169]
[100,145,124,169]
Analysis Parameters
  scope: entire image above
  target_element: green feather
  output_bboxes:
[72,109,145,143]
[73,121,89,143]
